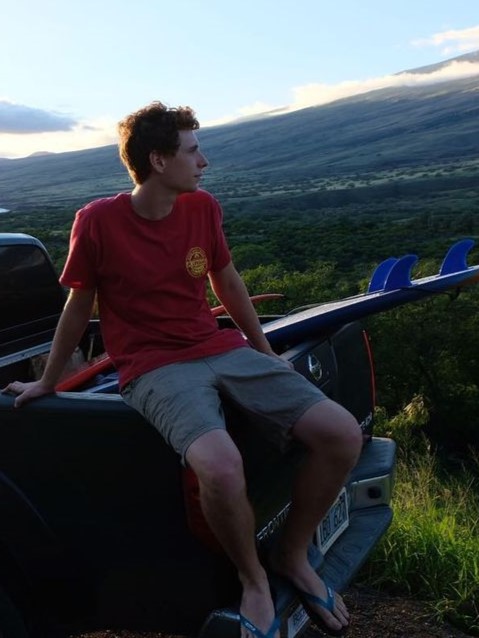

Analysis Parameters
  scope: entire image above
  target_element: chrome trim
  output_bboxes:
[0,342,52,367]
[307,353,323,382]
[256,503,290,542]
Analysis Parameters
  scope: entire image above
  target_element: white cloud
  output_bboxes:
[412,25,479,55]
[237,101,276,117]
[204,58,479,127]
[205,24,479,125]
[0,116,118,159]
[287,60,479,112]
[0,100,77,134]
[203,113,240,128]
[203,101,277,128]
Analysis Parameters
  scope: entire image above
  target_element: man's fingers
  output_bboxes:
[1,382,21,395]
[1,381,47,407]
[14,393,28,408]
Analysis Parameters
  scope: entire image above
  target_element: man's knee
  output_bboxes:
[293,399,363,457]
[186,429,245,495]
[338,412,363,464]
[196,454,246,497]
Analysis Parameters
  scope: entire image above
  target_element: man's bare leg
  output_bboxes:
[186,429,279,638]
[270,399,363,634]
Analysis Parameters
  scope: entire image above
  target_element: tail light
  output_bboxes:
[362,329,376,410]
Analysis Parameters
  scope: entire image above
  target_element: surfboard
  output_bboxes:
[55,353,111,391]
[263,239,479,347]
[211,293,284,317]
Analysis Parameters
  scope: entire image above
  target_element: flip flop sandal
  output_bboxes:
[298,584,349,637]
[239,613,280,638]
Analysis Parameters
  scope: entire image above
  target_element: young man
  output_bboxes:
[3,102,362,638]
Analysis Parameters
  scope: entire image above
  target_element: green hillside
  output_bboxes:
[0,52,478,215]
[203,76,479,175]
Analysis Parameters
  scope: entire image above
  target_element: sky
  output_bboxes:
[1,0,479,159]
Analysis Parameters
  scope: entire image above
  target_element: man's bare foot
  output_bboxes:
[239,580,279,638]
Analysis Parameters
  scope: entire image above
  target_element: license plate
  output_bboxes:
[316,487,349,554]
[287,602,309,637]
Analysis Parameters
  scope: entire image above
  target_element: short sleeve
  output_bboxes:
[59,209,98,289]
[209,197,232,272]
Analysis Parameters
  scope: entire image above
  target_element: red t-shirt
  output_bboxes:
[60,190,247,388]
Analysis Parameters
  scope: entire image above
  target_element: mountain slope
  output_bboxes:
[201,75,479,177]
[0,52,478,211]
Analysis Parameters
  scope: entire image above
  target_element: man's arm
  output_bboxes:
[209,261,276,355]
[2,287,96,407]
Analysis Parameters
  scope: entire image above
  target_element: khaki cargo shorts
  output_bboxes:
[121,347,326,464]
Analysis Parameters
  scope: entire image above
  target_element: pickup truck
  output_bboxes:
[0,232,396,638]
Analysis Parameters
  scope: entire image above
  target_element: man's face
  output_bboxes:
[158,130,208,194]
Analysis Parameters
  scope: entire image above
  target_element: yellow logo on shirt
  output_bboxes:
[186,247,208,278]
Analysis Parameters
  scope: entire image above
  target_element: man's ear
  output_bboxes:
[150,150,166,173]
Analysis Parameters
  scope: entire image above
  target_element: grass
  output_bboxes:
[360,406,479,635]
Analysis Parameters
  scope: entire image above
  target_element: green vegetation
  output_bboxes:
[361,404,479,634]
[3,156,478,277]
[366,290,479,453]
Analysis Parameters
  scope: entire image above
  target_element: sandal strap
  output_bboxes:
[239,613,280,638]
[299,584,335,612]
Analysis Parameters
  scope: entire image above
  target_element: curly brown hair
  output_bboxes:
[118,101,200,185]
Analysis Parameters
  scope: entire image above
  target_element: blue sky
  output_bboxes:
[1,0,478,158]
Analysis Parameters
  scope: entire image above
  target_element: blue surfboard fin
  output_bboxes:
[368,257,398,293]
[439,239,475,276]
[383,254,418,291]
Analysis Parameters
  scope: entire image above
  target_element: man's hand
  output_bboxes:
[1,287,96,409]
[1,380,55,408]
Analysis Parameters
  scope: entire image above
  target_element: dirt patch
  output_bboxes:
[69,584,474,638]
[313,584,474,638]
